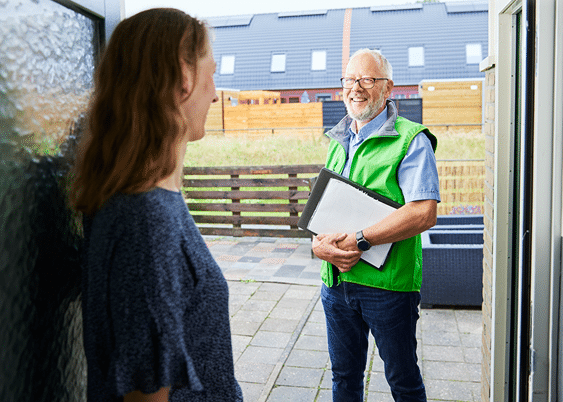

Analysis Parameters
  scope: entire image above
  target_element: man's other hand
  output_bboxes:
[312,233,362,272]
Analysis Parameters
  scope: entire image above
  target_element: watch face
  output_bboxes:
[358,239,371,251]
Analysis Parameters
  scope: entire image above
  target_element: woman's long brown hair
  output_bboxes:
[70,8,208,215]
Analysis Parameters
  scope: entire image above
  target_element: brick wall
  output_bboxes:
[481,67,495,402]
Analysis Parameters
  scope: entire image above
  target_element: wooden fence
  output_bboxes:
[183,160,485,237]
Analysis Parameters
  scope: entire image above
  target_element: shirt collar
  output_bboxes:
[348,106,388,142]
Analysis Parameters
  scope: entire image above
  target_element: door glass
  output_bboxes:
[0,0,98,153]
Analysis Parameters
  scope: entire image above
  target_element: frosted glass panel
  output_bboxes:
[0,0,97,152]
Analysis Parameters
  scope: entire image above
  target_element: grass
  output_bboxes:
[184,128,484,167]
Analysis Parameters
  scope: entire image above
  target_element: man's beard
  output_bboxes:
[344,92,386,123]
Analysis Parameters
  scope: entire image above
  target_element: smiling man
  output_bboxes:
[312,49,441,402]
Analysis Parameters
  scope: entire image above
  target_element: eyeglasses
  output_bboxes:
[340,77,389,89]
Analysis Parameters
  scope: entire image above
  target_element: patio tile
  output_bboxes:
[250,330,293,348]
[235,361,275,383]
[285,349,330,368]
[238,345,284,365]
[276,366,324,387]
[266,386,317,402]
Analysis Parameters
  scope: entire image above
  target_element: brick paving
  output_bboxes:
[206,236,483,402]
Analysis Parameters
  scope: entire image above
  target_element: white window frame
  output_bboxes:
[220,55,235,75]
[466,43,483,64]
[270,53,286,73]
[408,46,424,67]
[311,50,326,71]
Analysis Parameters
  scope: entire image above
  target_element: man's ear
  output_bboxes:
[384,79,394,99]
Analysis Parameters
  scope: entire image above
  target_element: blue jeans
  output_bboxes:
[321,282,426,402]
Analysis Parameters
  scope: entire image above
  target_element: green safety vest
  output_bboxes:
[321,111,437,292]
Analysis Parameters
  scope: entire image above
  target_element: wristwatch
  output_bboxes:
[356,230,371,251]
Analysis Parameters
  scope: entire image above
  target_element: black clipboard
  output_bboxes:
[298,168,402,270]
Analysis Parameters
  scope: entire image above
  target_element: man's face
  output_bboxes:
[343,53,393,127]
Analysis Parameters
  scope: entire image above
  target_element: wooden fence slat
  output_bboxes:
[193,215,300,226]
[183,177,313,188]
[183,164,324,176]
[184,161,485,237]
[187,203,306,213]
[197,227,311,238]
[186,190,310,200]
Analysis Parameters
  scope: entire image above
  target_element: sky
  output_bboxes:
[123,0,455,19]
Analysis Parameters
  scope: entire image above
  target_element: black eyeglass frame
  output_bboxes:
[340,77,389,89]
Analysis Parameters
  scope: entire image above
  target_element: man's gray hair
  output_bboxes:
[350,48,393,80]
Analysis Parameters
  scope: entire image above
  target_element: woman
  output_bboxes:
[71,9,243,402]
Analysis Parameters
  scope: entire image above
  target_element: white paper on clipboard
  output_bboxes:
[307,178,396,268]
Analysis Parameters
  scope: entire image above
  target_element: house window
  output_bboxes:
[408,46,424,67]
[288,97,299,103]
[466,43,482,64]
[220,55,235,75]
[271,53,286,72]
[316,94,332,102]
[311,50,326,71]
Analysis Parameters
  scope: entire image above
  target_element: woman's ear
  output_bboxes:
[179,62,195,102]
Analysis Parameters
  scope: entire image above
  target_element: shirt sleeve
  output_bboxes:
[398,132,441,203]
[106,204,203,397]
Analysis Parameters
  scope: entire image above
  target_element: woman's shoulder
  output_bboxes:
[92,188,185,235]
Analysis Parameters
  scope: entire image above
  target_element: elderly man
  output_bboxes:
[312,49,440,402]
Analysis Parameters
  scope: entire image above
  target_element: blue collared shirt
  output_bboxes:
[341,107,441,203]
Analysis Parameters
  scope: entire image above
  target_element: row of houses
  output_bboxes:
[208,1,488,108]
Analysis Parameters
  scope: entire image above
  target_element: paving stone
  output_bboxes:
[368,370,390,393]
[241,299,277,312]
[232,309,270,323]
[423,345,465,362]
[425,379,480,401]
[366,391,394,401]
[238,256,264,263]
[315,389,332,402]
[250,330,293,348]
[269,307,305,320]
[275,366,324,387]
[260,258,286,265]
[423,361,481,382]
[308,310,326,323]
[238,382,263,402]
[298,271,321,280]
[238,345,285,365]
[422,330,461,346]
[455,310,484,334]
[463,347,482,364]
[266,386,317,402]
[301,321,326,336]
[320,370,332,389]
[284,284,319,299]
[275,297,310,312]
[252,290,286,301]
[285,349,330,368]
[259,317,299,333]
[274,264,306,277]
[420,310,458,333]
[231,334,252,354]
[224,268,252,280]
[230,319,262,336]
[258,282,291,292]
[228,281,261,295]
[370,354,385,372]
[294,334,328,351]
[460,332,482,348]
[235,361,275,383]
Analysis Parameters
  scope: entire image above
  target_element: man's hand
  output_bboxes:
[312,233,362,272]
